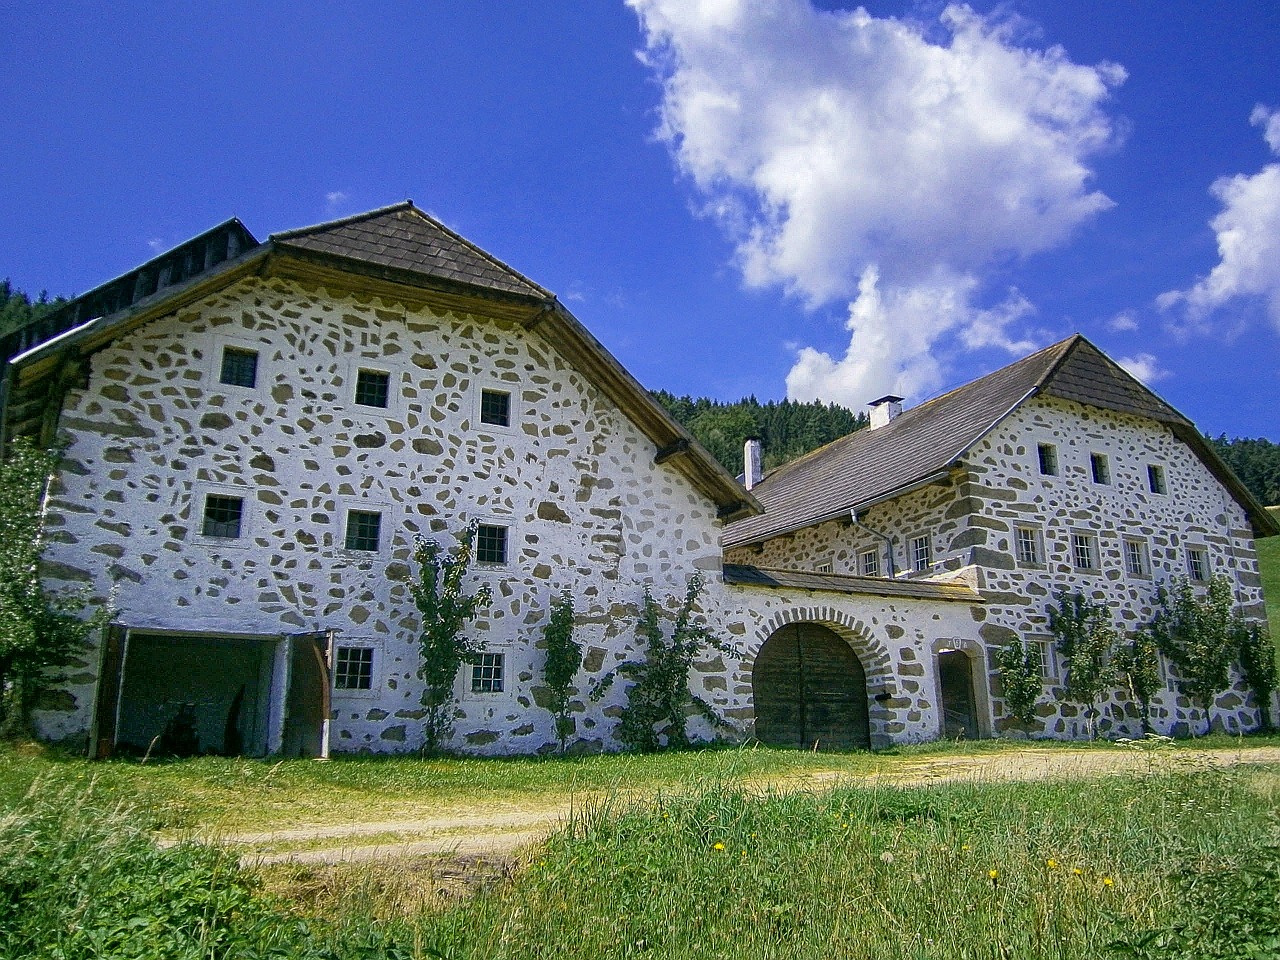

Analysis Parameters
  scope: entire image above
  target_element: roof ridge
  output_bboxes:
[269,200,416,241]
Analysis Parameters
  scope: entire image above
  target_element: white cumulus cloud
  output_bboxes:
[629,0,1125,404]
[1158,106,1280,335]
[1116,352,1168,385]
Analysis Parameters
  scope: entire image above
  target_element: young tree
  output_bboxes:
[1048,590,1118,740]
[541,590,581,754]
[1236,619,1276,732]
[995,638,1043,729]
[410,527,491,755]
[595,574,735,753]
[0,440,105,736]
[1113,628,1163,734]
[1147,575,1240,736]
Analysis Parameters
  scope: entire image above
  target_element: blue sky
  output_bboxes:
[2,1,1277,439]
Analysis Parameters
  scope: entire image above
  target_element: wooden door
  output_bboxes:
[753,623,871,750]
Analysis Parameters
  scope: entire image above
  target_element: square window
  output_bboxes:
[1090,453,1110,485]
[479,389,511,427]
[1015,526,1042,565]
[1037,443,1058,477]
[476,524,508,564]
[344,510,382,552]
[201,494,244,539]
[859,548,880,577]
[910,535,932,573]
[219,346,258,388]
[1187,547,1209,582]
[1071,532,1098,571]
[354,369,390,408]
[1124,538,1151,578]
[334,647,374,691]
[471,652,505,693]
[1147,464,1166,495]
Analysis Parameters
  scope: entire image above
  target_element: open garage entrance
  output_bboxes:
[752,622,871,750]
[91,629,331,758]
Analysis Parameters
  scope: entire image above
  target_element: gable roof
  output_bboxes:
[1,203,759,523]
[271,202,551,300]
[724,335,1278,545]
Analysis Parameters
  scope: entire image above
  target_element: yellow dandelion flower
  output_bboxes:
[1103,877,1114,887]
[1046,859,1059,869]
[1072,867,1083,876]
[962,844,971,852]
[988,869,999,880]
[713,842,726,851]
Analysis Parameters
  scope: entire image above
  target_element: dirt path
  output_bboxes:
[226,745,1280,866]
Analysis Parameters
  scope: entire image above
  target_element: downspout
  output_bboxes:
[852,510,896,578]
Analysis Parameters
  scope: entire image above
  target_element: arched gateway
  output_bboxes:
[752,622,872,750]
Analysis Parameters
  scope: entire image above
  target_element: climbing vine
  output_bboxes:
[593,574,734,753]
[410,526,491,755]
[1048,590,1118,740]
[541,590,581,754]
[995,638,1043,728]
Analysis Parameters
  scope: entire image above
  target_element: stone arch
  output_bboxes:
[747,605,897,750]
[930,637,992,740]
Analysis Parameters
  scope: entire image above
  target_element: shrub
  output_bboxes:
[1236,619,1276,731]
[541,591,582,754]
[1113,629,1163,734]
[410,527,492,755]
[995,637,1043,727]
[1049,590,1118,739]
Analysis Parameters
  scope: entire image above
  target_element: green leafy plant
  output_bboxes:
[594,574,734,752]
[1048,590,1118,740]
[0,439,108,737]
[995,638,1043,728]
[1113,629,1163,734]
[1235,618,1276,731]
[410,526,492,755]
[542,590,582,754]
[1147,575,1241,736]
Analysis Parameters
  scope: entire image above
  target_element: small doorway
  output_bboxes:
[752,622,872,750]
[937,649,978,740]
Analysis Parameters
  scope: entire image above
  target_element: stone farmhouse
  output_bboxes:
[5,202,1274,757]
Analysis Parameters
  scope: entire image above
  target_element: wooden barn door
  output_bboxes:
[753,623,871,751]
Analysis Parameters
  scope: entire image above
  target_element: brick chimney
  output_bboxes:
[868,395,904,430]
[743,437,763,490]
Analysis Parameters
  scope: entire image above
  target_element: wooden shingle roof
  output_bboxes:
[724,335,1278,545]
[272,202,550,301]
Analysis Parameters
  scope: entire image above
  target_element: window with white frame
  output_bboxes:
[479,388,512,428]
[1186,546,1209,582]
[1035,638,1057,681]
[1071,532,1099,572]
[201,493,245,539]
[218,345,259,389]
[815,561,833,574]
[1037,443,1058,477]
[1124,538,1151,578]
[910,535,932,573]
[859,548,880,577]
[476,523,509,565]
[334,646,374,691]
[1015,526,1043,566]
[471,652,505,693]
[354,368,391,408]
[344,509,383,552]
[1090,452,1110,485]
[1147,464,1167,495]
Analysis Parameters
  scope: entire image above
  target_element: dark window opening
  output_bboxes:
[355,369,390,408]
[471,652,505,693]
[335,647,374,690]
[202,494,244,539]
[1090,453,1110,485]
[1037,443,1058,476]
[1147,464,1166,494]
[345,510,382,552]
[479,389,511,427]
[476,524,508,564]
[219,347,258,389]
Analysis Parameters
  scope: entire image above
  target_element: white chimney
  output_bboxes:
[868,395,904,430]
[744,438,763,490]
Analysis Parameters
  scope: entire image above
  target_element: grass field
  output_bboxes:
[4,742,1279,959]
